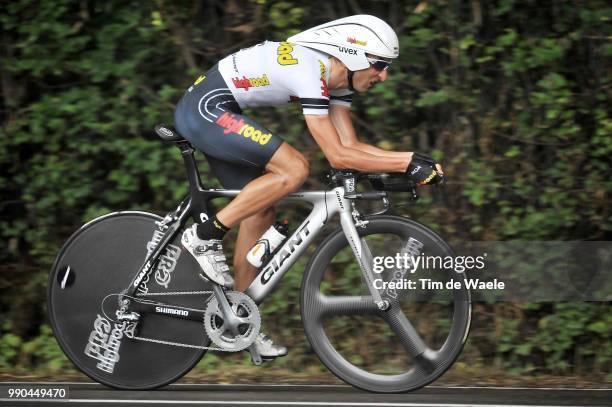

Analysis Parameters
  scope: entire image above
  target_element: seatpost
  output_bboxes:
[177,141,201,191]
[176,140,209,223]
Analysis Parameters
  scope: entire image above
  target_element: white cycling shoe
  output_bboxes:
[252,333,288,358]
[181,224,234,288]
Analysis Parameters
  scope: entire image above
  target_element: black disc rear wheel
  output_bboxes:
[48,212,210,389]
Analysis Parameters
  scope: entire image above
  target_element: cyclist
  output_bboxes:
[174,15,443,359]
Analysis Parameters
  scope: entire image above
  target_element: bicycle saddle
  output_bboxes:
[154,124,185,142]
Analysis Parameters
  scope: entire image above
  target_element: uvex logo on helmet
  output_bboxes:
[338,46,357,55]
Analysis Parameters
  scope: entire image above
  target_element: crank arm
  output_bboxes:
[212,285,242,335]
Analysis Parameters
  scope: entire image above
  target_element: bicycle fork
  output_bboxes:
[335,190,389,311]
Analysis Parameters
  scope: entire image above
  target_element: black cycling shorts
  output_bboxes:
[174,64,283,189]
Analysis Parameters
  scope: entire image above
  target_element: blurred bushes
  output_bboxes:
[1,0,610,378]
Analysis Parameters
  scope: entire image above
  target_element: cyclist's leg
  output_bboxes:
[216,142,309,227]
[180,118,309,228]
[197,156,277,290]
[211,143,309,291]
[233,207,276,292]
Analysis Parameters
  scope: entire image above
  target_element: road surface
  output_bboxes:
[0,382,609,406]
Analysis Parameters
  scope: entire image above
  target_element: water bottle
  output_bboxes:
[246,220,289,268]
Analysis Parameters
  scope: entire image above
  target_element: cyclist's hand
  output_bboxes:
[406,153,444,187]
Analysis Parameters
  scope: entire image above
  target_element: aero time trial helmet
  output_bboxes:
[287,15,399,72]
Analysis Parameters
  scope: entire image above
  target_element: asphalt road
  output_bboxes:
[0,383,610,407]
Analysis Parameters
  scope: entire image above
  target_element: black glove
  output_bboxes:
[406,153,443,186]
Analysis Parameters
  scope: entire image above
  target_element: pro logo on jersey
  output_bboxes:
[277,42,298,65]
[231,74,270,91]
[216,112,272,145]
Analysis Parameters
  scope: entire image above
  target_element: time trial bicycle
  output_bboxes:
[48,124,471,393]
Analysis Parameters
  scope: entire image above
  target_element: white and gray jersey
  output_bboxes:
[217,41,352,115]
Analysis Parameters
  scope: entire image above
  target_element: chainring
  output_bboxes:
[204,291,261,352]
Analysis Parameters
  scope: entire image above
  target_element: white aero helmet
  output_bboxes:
[287,15,399,71]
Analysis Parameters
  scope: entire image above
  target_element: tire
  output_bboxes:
[300,215,471,393]
[48,212,210,389]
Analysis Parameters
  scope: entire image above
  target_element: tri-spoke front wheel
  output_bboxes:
[300,216,471,393]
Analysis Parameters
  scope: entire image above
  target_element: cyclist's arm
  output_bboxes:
[329,105,413,160]
[304,114,409,172]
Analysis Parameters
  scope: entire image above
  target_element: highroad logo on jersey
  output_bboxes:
[215,112,272,145]
[232,74,270,91]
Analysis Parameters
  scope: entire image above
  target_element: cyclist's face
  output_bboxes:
[352,66,389,92]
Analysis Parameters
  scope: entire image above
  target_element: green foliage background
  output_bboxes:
[1,0,610,382]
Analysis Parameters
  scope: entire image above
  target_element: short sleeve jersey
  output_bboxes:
[217,41,353,115]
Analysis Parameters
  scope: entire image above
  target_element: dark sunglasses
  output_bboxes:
[369,59,391,72]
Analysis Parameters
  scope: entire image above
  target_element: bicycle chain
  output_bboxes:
[131,334,229,352]
[128,290,243,352]
[135,290,213,297]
